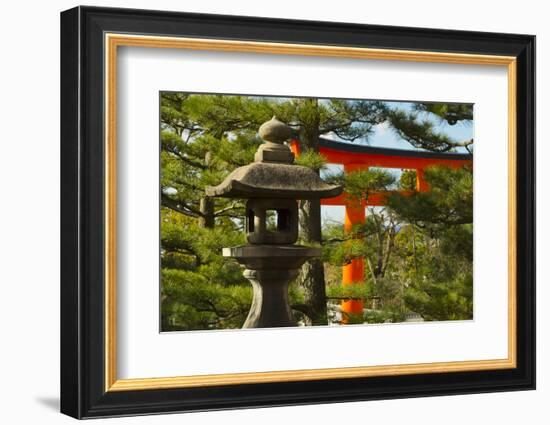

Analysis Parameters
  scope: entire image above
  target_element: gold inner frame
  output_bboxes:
[104,33,517,392]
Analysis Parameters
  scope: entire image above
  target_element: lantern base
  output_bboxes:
[223,245,320,328]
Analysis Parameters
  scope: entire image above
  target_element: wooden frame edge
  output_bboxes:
[104,33,518,392]
[507,59,518,369]
[108,358,516,391]
[105,33,118,390]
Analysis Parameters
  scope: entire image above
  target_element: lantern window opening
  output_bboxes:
[247,209,255,232]
[265,209,291,233]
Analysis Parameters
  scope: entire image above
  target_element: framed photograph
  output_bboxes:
[60,6,535,419]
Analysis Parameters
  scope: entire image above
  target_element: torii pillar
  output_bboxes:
[341,163,367,320]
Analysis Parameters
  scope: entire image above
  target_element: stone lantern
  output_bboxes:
[206,117,342,328]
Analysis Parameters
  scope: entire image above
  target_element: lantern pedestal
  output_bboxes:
[223,245,320,328]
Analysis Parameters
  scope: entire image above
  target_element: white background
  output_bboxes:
[0,0,546,424]
[118,47,508,378]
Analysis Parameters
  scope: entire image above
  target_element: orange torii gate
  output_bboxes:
[290,137,473,320]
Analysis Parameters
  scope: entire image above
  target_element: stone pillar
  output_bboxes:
[223,245,320,329]
[242,269,298,328]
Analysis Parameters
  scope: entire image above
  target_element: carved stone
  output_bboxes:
[205,162,341,199]
[246,198,298,245]
[258,116,293,143]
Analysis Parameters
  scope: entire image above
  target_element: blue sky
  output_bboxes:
[322,101,473,151]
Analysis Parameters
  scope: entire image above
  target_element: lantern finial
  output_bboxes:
[255,117,295,164]
[258,116,292,144]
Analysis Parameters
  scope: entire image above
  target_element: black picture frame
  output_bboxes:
[60,5,536,419]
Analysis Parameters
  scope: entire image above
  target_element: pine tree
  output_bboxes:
[386,166,474,321]
[160,93,267,330]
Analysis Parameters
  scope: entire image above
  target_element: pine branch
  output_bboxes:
[163,147,206,169]
[161,194,201,218]
[214,202,241,216]
[387,110,473,152]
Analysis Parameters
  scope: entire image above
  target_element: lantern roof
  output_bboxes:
[206,161,342,199]
[205,117,342,199]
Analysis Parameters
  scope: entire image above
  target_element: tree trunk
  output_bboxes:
[198,197,215,228]
[380,226,396,277]
[198,151,215,229]
[299,198,326,325]
[296,99,328,325]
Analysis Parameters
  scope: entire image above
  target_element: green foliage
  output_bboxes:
[404,273,473,321]
[162,268,253,330]
[414,102,473,125]
[387,166,473,226]
[386,102,473,152]
[346,169,395,201]
[160,209,251,330]
[294,150,327,171]
[440,224,473,261]
[325,168,395,202]
[387,109,455,152]
[315,99,388,141]
[326,282,373,300]
[362,309,405,324]
[399,169,417,190]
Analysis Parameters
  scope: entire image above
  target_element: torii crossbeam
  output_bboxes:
[290,137,473,321]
